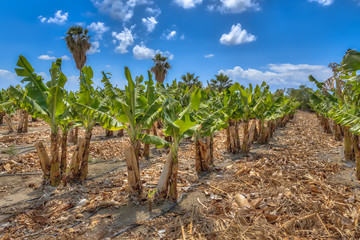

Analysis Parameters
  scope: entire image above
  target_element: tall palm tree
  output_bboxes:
[65,26,91,144]
[65,26,91,72]
[180,72,202,88]
[151,54,171,84]
[209,73,233,92]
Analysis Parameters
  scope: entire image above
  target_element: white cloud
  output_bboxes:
[92,0,151,21]
[174,0,203,9]
[38,10,68,24]
[166,31,177,40]
[38,55,56,60]
[0,70,17,83]
[38,54,71,60]
[145,7,161,16]
[88,41,101,55]
[180,34,185,40]
[142,17,158,32]
[87,22,109,40]
[220,23,256,45]
[219,63,332,88]
[205,54,215,58]
[112,27,135,53]
[211,0,260,13]
[61,55,70,60]
[308,0,334,6]
[133,44,174,60]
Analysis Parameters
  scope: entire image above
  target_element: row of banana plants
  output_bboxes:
[1,55,298,201]
[309,49,360,179]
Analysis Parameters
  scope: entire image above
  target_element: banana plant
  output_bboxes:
[0,88,16,133]
[101,68,161,192]
[70,66,122,182]
[9,56,67,186]
[193,88,227,173]
[142,86,201,201]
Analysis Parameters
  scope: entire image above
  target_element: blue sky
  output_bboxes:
[0,0,359,91]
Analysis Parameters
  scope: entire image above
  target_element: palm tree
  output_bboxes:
[151,54,171,84]
[209,73,233,92]
[65,26,91,72]
[65,26,91,144]
[180,72,202,88]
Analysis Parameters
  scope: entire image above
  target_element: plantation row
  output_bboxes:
[310,49,360,180]
[0,55,298,201]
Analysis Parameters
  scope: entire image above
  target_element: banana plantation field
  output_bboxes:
[1,50,360,239]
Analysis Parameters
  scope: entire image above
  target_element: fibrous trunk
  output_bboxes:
[227,119,240,153]
[344,126,354,161]
[334,121,342,141]
[125,144,141,192]
[23,112,28,133]
[322,117,332,134]
[353,135,360,180]
[157,149,178,201]
[79,131,92,181]
[117,129,124,137]
[195,136,213,173]
[34,142,51,180]
[241,120,250,153]
[17,110,27,133]
[50,132,61,186]
[69,138,86,182]
[144,129,151,158]
[258,120,270,144]
[0,111,4,124]
[152,124,158,136]
[60,131,68,178]
[105,129,113,137]
[4,114,14,133]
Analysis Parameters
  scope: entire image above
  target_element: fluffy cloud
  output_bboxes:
[88,41,101,55]
[220,23,256,45]
[38,10,68,24]
[92,0,151,21]
[308,0,334,6]
[87,22,109,39]
[209,0,260,13]
[112,27,135,53]
[174,0,203,9]
[133,44,174,60]
[205,54,215,58]
[166,31,177,40]
[0,70,17,83]
[142,17,158,32]
[219,63,332,88]
[145,7,161,16]
[38,55,56,60]
[61,55,70,60]
[38,54,71,60]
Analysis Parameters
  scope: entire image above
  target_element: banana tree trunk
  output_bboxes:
[34,142,51,180]
[152,124,158,136]
[79,131,92,181]
[23,112,28,133]
[344,126,354,161]
[4,114,13,133]
[353,135,360,180]
[241,120,250,153]
[0,111,4,124]
[195,136,211,173]
[50,132,61,186]
[253,120,258,142]
[117,128,124,137]
[74,127,79,144]
[322,117,332,134]
[69,138,86,182]
[157,119,163,129]
[334,121,342,141]
[17,110,25,133]
[258,120,267,144]
[125,144,141,192]
[227,119,240,153]
[157,149,178,201]
[144,129,151,158]
[60,131,68,178]
[105,129,113,137]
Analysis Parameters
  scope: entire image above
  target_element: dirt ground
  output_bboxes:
[0,111,360,239]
